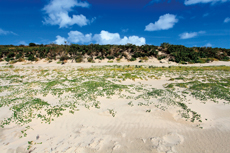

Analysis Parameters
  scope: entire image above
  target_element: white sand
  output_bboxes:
[0,60,230,153]
[1,58,230,68]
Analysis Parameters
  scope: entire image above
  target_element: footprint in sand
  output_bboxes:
[150,133,184,153]
[162,133,184,147]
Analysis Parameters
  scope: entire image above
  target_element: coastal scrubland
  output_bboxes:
[1,43,229,65]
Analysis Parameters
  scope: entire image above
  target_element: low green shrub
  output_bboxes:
[75,55,83,63]
[87,57,95,63]
[157,55,167,60]
[130,57,136,61]
[106,56,115,60]
[59,55,69,61]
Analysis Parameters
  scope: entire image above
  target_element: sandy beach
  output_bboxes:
[1,0,230,152]
[0,60,230,153]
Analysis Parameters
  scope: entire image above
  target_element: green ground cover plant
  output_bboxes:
[0,65,229,133]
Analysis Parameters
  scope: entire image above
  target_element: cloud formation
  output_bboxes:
[145,14,178,31]
[43,0,90,28]
[55,35,68,44]
[180,32,198,39]
[224,17,230,23]
[55,30,146,46]
[0,28,17,35]
[184,0,229,5]
[204,43,212,47]
[179,31,205,39]
[93,31,146,46]
[68,31,92,44]
[18,41,28,46]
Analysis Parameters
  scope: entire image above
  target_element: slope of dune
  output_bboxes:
[0,62,230,153]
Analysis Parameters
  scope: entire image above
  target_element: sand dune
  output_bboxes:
[0,61,230,153]
[1,58,230,68]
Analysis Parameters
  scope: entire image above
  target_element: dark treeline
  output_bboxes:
[0,43,229,64]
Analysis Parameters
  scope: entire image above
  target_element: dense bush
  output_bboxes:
[130,57,136,61]
[87,57,94,63]
[28,55,35,61]
[96,56,104,60]
[160,42,170,49]
[106,55,115,60]
[148,50,158,56]
[75,55,83,63]
[132,52,140,58]
[0,43,229,64]
[29,43,36,47]
[7,52,15,58]
[60,55,69,61]
[157,55,167,60]
[5,58,10,62]
[16,53,23,59]
[167,45,199,63]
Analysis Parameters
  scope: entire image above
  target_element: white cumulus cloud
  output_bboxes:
[184,0,229,5]
[55,35,68,45]
[179,31,205,39]
[43,0,91,28]
[68,31,92,44]
[55,30,146,46]
[224,17,230,23]
[93,31,145,46]
[145,14,178,31]
[204,43,212,47]
[0,28,17,35]
[180,32,198,39]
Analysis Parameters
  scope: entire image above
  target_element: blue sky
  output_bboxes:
[0,0,230,48]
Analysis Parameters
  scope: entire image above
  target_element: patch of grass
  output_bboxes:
[177,102,201,122]
[177,102,188,110]
[165,83,174,88]
[140,56,148,61]
[175,83,188,88]
[116,58,121,62]
[108,109,116,117]
[92,101,100,109]
[128,101,134,107]
[1,98,50,127]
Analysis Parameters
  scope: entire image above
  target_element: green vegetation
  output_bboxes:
[108,109,116,117]
[0,43,229,63]
[0,65,229,133]
[166,44,230,63]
